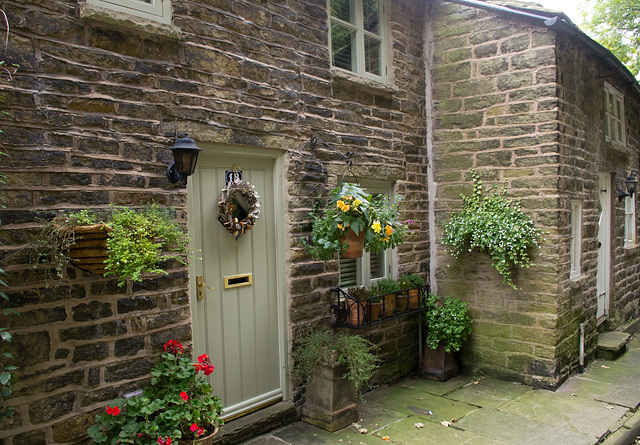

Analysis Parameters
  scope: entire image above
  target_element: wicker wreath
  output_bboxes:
[217,181,261,240]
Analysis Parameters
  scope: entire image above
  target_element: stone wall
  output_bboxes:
[430,0,640,388]
[555,31,640,347]
[0,0,428,443]
[430,0,566,388]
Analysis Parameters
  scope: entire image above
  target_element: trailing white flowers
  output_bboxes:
[441,170,542,289]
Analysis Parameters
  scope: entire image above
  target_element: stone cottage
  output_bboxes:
[0,0,637,443]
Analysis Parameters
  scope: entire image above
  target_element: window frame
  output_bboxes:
[327,0,390,83]
[86,0,171,25]
[338,181,396,288]
[624,194,636,246]
[604,82,625,144]
[570,200,582,279]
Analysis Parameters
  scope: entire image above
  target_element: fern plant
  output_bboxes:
[441,170,542,289]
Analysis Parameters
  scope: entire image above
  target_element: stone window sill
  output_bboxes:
[331,69,398,95]
[80,3,181,40]
[624,242,639,252]
[569,273,586,288]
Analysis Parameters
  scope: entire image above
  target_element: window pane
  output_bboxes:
[363,0,380,34]
[330,0,353,23]
[369,251,384,279]
[332,24,355,71]
[364,35,381,75]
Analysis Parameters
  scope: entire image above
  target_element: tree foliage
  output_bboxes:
[580,0,640,77]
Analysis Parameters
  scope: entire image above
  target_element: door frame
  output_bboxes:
[186,144,289,415]
[597,172,612,322]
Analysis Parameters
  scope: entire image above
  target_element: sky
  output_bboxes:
[534,0,584,24]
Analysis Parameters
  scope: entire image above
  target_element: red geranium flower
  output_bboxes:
[106,406,120,416]
[180,391,188,402]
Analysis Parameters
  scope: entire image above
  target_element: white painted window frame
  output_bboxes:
[624,195,636,246]
[604,82,625,144]
[86,0,171,25]
[327,0,390,83]
[570,199,582,279]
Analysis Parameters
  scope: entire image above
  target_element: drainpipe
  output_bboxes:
[424,0,437,296]
[579,323,585,373]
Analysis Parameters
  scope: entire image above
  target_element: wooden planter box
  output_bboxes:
[66,224,110,274]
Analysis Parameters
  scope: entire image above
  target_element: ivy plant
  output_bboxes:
[441,170,542,289]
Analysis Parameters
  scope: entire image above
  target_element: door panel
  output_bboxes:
[597,173,611,320]
[189,150,282,419]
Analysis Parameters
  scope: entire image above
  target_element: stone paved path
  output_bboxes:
[240,336,640,445]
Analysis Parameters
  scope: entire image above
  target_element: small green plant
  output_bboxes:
[397,273,425,290]
[346,286,370,300]
[291,331,379,399]
[27,204,189,286]
[423,294,472,353]
[441,170,542,289]
[87,340,223,444]
[370,277,400,296]
[302,183,408,261]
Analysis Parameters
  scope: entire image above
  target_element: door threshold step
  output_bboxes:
[597,331,631,361]
[212,401,299,445]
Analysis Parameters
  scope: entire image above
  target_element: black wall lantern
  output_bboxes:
[167,133,202,187]
[618,170,638,202]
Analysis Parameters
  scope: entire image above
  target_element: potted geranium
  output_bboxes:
[87,340,223,445]
[303,183,407,261]
[419,294,472,382]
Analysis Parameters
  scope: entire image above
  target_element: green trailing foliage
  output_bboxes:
[441,170,542,289]
[291,330,380,399]
[423,294,472,353]
[27,204,190,287]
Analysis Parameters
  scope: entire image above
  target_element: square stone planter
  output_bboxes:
[301,352,358,432]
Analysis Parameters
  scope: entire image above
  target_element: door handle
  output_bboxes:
[196,276,215,300]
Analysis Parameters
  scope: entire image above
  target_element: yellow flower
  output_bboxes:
[371,220,381,233]
[336,199,350,212]
[337,224,344,231]
[353,198,362,207]
[385,225,393,237]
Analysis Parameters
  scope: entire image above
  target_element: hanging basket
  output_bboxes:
[339,228,365,258]
[65,224,111,275]
[217,180,261,240]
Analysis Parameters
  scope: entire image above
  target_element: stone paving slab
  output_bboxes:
[399,375,474,396]
[354,400,407,432]
[556,375,640,409]
[499,389,628,439]
[445,377,533,409]
[365,384,479,423]
[455,408,594,445]
[371,416,478,444]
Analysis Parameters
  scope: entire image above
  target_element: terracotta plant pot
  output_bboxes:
[396,293,408,312]
[382,294,396,317]
[418,342,458,382]
[66,224,111,274]
[347,300,366,327]
[368,301,383,321]
[339,228,365,259]
[178,427,219,445]
[408,288,420,309]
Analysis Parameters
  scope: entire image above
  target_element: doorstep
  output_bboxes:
[597,331,631,361]
[211,401,299,445]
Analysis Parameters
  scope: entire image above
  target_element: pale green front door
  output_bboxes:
[188,148,284,419]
